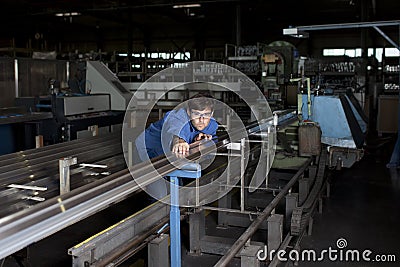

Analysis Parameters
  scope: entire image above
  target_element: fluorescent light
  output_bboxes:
[283,27,309,38]
[173,4,201,8]
[55,12,81,17]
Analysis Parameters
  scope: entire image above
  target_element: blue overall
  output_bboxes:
[134,108,218,199]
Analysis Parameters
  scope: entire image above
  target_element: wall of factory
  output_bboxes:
[0,59,15,108]
[0,59,68,109]
[294,31,391,58]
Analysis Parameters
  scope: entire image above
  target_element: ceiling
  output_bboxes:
[1,0,399,54]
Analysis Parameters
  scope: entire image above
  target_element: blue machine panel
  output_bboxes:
[301,94,367,148]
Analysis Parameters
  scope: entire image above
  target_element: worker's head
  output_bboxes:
[187,92,214,131]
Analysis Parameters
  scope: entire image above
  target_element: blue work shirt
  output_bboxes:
[135,108,218,162]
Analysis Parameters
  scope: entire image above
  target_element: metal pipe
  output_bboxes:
[373,26,400,51]
[295,20,400,31]
[96,216,171,267]
[214,158,312,267]
[0,133,120,167]
[240,138,245,212]
[14,59,18,98]
[201,206,262,216]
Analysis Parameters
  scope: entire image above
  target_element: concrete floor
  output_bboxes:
[299,143,400,267]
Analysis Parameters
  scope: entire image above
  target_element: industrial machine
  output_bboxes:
[14,61,132,144]
[292,75,367,169]
[86,61,132,111]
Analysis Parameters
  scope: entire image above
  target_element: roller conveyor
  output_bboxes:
[0,154,127,218]
[0,134,121,180]
[0,132,126,218]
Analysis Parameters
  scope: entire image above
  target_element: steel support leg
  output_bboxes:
[148,234,169,267]
[189,210,205,255]
[285,193,298,231]
[217,193,232,227]
[239,245,261,267]
[167,163,201,267]
[59,157,77,195]
[267,214,283,252]
[299,178,309,205]
[170,176,181,267]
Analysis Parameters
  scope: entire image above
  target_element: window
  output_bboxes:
[323,47,398,62]
[117,52,191,60]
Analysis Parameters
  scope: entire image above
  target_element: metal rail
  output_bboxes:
[0,132,120,165]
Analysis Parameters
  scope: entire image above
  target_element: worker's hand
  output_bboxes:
[195,133,212,141]
[172,137,190,155]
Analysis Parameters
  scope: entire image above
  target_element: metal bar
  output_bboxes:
[202,206,262,216]
[214,158,312,267]
[14,59,18,98]
[79,163,108,169]
[240,138,245,212]
[373,26,400,51]
[295,20,400,31]
[7,184,47,191]
[207,184,281,192]
[0,133,120,168]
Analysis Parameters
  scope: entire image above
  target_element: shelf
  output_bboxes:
[383,90,400,93]
[227,56,257,61]
[118,71,143,77]
[383,71,399,74]
[320,71,355,76]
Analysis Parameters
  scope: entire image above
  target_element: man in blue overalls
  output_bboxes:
[135,92,218,199]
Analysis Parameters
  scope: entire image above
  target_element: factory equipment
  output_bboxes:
[295,78,367,168]
[14,60,133,144]
[0,60,363,267]
[0,106,53,155]
[86,60,132,111]
[16,93,124,142]
[260,42,299,110]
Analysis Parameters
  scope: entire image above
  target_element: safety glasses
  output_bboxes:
[190,110,213,119]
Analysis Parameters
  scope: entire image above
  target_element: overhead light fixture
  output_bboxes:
[173,4,201,8]
[55,12,81,17]
[283,27,309,38]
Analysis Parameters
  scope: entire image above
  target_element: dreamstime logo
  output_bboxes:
[257,238,397,263]
[336,238,347,249]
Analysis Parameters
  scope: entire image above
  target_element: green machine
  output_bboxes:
[260,41,299,108]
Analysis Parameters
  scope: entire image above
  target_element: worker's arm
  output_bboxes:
[171,136,189,154]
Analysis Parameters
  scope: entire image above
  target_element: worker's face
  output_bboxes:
[188,108,213,131]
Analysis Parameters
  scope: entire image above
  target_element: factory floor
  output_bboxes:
[299,135,400,267]
[2,135,400,267]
